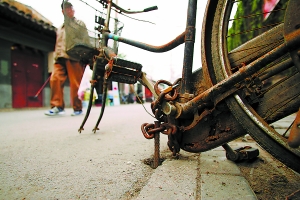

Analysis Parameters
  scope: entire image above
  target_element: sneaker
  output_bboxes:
[71,110,83,116]
[45,107,65,116]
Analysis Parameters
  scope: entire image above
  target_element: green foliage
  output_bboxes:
[227,0,288,52]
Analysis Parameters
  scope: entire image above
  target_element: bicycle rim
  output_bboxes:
[202,0,300,172]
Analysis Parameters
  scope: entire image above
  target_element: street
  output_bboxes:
[0,103,299,199]
[0,103,165,199]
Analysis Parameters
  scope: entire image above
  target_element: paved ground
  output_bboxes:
[1,103,289,199]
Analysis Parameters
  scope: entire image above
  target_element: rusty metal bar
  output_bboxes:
[153,121,160,169]
[180,0,198,94]
[178,42,290,118]
[104,31,185,53]
[101,0,112,47]
[153,132,160,168]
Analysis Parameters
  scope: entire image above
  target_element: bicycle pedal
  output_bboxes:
[95,56,143,84]
[112,57,143,83]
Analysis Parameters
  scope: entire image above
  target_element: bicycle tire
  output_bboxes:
[202,0,300,172]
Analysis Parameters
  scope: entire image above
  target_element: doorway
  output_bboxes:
[11,45,44,108]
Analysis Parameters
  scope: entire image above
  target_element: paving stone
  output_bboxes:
[137,152,198,200]
[200,149,241,175]
[200,173,257,200]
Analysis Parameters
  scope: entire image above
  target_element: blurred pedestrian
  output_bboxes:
[45,2,87,116]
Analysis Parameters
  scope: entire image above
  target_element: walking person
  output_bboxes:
[45,1,87,116]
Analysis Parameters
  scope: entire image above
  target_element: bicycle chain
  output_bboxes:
[141,79,182,157]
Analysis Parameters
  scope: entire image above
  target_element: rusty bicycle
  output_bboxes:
[65,0,300,173]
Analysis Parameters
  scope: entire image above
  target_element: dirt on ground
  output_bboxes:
[234,137,300,200]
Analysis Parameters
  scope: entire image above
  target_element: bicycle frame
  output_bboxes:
[74,0,300,168]
[77,0,197,132]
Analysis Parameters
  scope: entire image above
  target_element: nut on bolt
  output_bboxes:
[162,102,177,116]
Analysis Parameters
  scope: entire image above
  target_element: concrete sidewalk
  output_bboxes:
[137,145,257,200]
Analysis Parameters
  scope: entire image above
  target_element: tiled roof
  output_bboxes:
[0,0,56,34]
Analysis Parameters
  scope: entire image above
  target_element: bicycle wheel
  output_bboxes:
[202,0,300,172]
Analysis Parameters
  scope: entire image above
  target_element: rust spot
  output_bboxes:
[205,135,220,142]
[238,64,246,73]
[184,143,195,147]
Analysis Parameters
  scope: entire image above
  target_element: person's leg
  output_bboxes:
[66,60,84,112]
[50,59,68,109]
